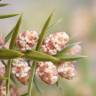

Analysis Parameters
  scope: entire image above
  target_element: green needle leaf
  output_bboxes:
[5,27,15,43]
[59,55,87,61]
[25,50,87,63]
[0,14,19,19]
[33,78,42,94]
[36,11,54,50]
[0,49,23,59]
[5,15,22,43]
[0,3,9,7]
[48,18,63,30]
[24,50,59,63]
[21,93,28,96]
[28,11,54,96]
[9,15,22,49]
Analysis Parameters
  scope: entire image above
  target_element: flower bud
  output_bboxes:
[58,62,76,80]
[68,44,82,55]
[36,61,58,85]
[12,59,31,84]
[16,30,38,51]
[42,32,69,55]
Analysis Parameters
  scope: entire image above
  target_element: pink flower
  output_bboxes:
[12,58,31,84]
[58,62,76,80]
[36,61,58,85]
[42,32,69,55]
[68,43,82,55]
[16,30,38,51]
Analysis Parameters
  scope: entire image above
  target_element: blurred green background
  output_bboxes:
[0,0,96,96]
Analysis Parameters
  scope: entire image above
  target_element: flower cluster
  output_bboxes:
[67,43,82,55]
[12,58,31,84]
[36,61,76,84]
[42,32,69,55]
[16,30,38,51]
[36,32,81,85]
[36,61,58,85]
[58,62,76,80]
[12,30,38,83]
[0,31,82,85]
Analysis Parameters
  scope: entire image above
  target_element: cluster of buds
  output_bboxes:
[16,30,38,51]
[67,43,82,55]
[0,35,4,49]
[42,32,69,55]
[0,84,19,96]
[12,58,31,84]
[0,31,82,85]
[0,61,5,78]
[36,32,81,85]
[36,61,76,84]
[58,62,76,80]
[36,61,58,85]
